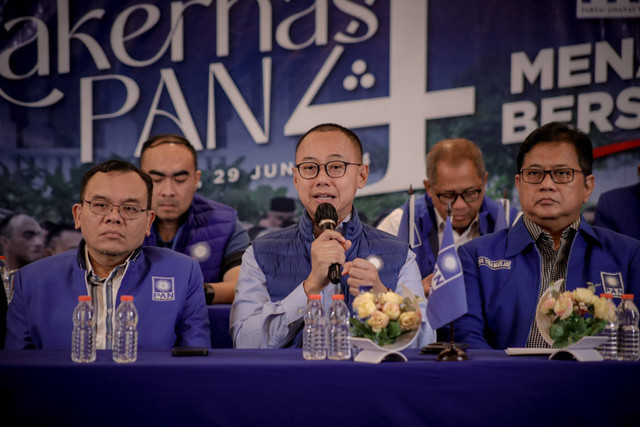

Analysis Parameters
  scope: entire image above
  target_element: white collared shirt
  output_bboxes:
[432,209,480,248]
[84,248,133,350]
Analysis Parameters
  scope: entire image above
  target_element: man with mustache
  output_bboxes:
[140,135,250,304]
[454,122,640,349]
[378,138,519,298]
[230,123,435,348]
[5,160,210,350]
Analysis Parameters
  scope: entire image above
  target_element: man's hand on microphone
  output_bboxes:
[304,229,352,295]
[342,258,386,296]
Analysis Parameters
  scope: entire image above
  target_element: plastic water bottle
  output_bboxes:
[71,295,96,363]
[113,295,138,363]
[617,294,639,361]
[328,294,351,360]
[303,294,326,360]
[597,293,617,360]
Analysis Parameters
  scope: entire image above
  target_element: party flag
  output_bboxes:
[426,214,467,329]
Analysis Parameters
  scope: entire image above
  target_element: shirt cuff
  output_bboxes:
[279,282,309,325]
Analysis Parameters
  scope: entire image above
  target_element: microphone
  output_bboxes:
[314,203,341,284]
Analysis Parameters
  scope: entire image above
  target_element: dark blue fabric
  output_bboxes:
[252,208,407,346]
[208,305,232,348]
[5,243,211,350]
[397,193,520,278]
[594,182,640,241]
[144,194,239,282]
[455,215,640,349]
[1,349,639,426]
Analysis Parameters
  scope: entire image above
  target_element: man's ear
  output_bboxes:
[357,164,369,189]
[194,169,202,191]
[72,203,83,230]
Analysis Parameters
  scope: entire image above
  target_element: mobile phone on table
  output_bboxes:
[172,346,209,357]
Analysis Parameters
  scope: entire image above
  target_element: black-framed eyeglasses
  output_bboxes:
[295,161,362,179]
[82,200,147,220]
[435,189,482,205]
[519,168,583,184]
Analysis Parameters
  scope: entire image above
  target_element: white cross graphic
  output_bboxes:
[284,0,475,196]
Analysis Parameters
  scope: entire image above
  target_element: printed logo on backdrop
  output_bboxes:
[577,0,640,18]
[600,271,624,296]
[152,276,175,301]
[0,0,476,197]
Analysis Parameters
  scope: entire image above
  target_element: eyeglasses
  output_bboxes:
[519,168,583,184]
[295,161,362,179]
[435,189,482,205]
[82,200,147,220]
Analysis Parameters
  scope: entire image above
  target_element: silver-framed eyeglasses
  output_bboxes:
[295,161,362,179]
[82,200,147,219]
[435,189,482,205]
[519,168,583,184]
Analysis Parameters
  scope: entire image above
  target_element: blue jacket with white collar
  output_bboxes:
[454,215,640,349]
[5,243,210,350]
[397,194,520,278]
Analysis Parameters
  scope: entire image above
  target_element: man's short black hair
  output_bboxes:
[140,134,198,170]
[517,122,593,176]
[43,222,78,248]
[0,212,19,237]
[296,123,363,161]
[80,160,153,209]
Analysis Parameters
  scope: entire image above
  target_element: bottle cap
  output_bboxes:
[621,294,634,300]
[0,256,5,260]
[78,295,91,301]
[308,294,321,300]
[600,293,613,299]
[120,295,134,301]
[332,294,345,300]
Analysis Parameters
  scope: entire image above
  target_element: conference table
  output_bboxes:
[1,347,639,426]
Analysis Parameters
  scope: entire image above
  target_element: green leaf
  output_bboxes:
[549,323,566,341]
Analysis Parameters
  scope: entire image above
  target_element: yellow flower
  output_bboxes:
[367,310,389,333]
[540,296,556,315]
[378,291,404,306]
[554,292,574,320]
[352,293,377,319]
[382,302,401,320]
[594,297,616,322]
[572,287,597,305]
[398,311,421,331]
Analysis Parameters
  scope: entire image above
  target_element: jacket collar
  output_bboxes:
[505,214,600,258]
[75,240,143,271]
[299,206,363,244]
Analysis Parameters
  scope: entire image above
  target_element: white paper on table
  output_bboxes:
[505,336,608,362]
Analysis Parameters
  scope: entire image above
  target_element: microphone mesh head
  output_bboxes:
[314,202,338,225]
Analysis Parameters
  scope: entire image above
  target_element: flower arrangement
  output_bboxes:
[537,281,616,348]
[349,288,421,347]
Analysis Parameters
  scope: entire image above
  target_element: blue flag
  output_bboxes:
[494,198,508,231]
[426,215,468,330]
